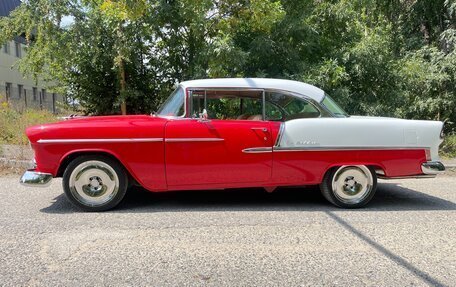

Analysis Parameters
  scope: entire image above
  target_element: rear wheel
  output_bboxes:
[320,165,377,208]
[63,155,128,211]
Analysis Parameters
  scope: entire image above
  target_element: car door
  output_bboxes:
[164,89,273,187]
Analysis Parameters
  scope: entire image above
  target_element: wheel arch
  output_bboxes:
[322,163,386,182]
[56,149,140,186]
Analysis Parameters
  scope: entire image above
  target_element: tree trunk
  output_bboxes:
[117,21,127,115]
[420,21,431,44]
[119,58,127,115]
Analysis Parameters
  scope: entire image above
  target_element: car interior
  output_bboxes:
[190,89,320,121]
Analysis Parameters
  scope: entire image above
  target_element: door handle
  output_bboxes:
[251,127,268,132]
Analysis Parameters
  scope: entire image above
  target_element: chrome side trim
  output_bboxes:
[165,138,224,143]
[37,138,163,144]
[20,169,53,187]
[242,147,273,154]
[421,161,445,175]
[378,175,436,179]
[274,123,285,147]
[273,146,429,152]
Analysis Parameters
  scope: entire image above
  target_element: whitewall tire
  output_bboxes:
[63,155,128,211]
[320,165,377,208]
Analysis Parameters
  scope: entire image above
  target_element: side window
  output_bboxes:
[265,102,283,121]
[191,90,263,120]
[265,92,320,121]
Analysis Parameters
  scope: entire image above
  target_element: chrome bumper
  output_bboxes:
[20,169,53,187]
[421,161,445,175]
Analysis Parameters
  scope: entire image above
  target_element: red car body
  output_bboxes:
[27,115,431,191]
[20,78,445,210]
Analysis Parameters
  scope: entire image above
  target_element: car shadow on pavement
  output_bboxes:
[40,181,456,214]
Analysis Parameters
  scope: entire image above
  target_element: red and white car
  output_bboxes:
[20,78,445,211]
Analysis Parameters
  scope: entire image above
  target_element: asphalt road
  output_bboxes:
[0,175,455,287]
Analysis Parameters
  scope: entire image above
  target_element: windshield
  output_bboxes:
[322,94,348,117]
[157,87,185,116]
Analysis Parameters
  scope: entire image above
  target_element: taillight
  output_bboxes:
[425,149,431,161]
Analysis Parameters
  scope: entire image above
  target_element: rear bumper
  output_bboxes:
[421,161,445,175]
[20,169,53,187]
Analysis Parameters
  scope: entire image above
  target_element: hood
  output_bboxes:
[25,115,167,143]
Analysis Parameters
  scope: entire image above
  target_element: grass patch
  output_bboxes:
[0,101,58,145]
[441,134,456,159]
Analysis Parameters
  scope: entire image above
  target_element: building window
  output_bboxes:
[15,42,22,58]
[3,42,10,54]
[5,82,12,100]
[18,84,23,99]
[42,89,46,102]
[32,87,37,101]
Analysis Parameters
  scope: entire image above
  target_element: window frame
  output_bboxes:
[265,90,325,120]
[188,88,266,121]
[187,87,327,121]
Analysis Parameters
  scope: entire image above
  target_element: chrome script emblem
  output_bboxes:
[296,140,319,146]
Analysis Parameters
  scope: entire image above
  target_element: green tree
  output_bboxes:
[0,0,454,131]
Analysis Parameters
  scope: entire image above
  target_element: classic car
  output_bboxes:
[20,78,445,211]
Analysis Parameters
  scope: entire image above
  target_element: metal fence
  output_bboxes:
[0,83,63,113]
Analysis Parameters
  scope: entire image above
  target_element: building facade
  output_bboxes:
[0,0,63,113]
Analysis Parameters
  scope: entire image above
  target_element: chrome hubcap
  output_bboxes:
[332,165,373,204]
[69,160,119,207]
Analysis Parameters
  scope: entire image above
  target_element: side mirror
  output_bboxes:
[198,109,210,122]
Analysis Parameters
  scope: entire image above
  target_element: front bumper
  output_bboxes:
[421,161,445,175]
[20,169,53,187]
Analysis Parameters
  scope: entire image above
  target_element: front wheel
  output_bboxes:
[63,155,128,211]
[320,165,377,208]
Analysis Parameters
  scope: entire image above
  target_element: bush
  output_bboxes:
[441,134,456,159]
[0,100,57,145]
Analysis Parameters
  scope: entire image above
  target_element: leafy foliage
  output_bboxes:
[441,135,456,158]
[0,0,455,132]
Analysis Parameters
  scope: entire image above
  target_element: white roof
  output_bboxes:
[179,78,325,102]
